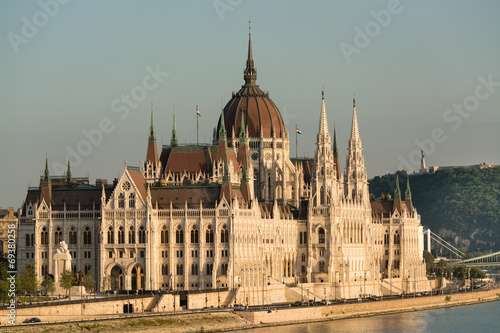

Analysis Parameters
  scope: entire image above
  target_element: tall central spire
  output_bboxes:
[170,109,178,147]
[350,97,360,142]
[244,21,257,85]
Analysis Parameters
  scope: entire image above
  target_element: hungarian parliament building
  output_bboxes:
[17,32,428,305]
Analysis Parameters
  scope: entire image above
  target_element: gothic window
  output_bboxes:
[301,265,306,273]
[69,226,77,245]
[176,264,183,275]
[394,260,400,269]
[384,231,389,245]
[206,263,213,275]
[139,226,146,243]
[128,193,135,208]
[394,231,400,245]
[161,225,168,244]
[41,264,48,277]
[176,226,184,244]
[191,263,199,275]
[220,224,228,243]
[118,226,125,244]
[107,226,114,244]
[303,232,307,244]
[221,263,228,275]
[385,260,389,270]
[191,226,199,244]
[206,225,214,243]
[301,253,306,262]
[84,265,91,275]
[319,261,325,272]
[162,264,169,275]
[299,232,303,244]
[128,226,135,244]
[318,228,325,244]
[54,227,63,244]
[83,226,92,245]
[118,193,125,208]
[25,234,30,247]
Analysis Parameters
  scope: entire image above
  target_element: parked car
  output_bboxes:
[423,291,430,296]
[370,295,381,301]
[233,304,245,311]
[416,293,422,297]
[291,301,302,307]
[22,317,41,324]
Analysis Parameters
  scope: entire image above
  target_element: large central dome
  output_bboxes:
[217,33,284,139]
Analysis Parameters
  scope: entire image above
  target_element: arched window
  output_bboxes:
[301,253,306,262]
[176,264,183,275]
[191,226,199,244]
[385,260,389,270]
[41,227,48,245]
[139,226,146,243]
[162,264,169,275]
[161,225,168,244]
[25,234,30,247]
[318,228,325,244]
[301,265,306,273]
[220,224,228,243]
[191,263,199,275]
[128,193,135,208]
[55,227,63,244]
[205,225,214,243]
[107,226,114,244]
[41,264,48,277]
[118,226,125,244]
[394,231,400,245]
[319,261,325,272]
[84,227,92,245]
[69,226,77,245]
[176,226,183,244]
[384,231,389,245]
[118,193,125,208]
[128,226,135,244]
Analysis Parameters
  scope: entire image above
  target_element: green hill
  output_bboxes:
[369,167,500,252]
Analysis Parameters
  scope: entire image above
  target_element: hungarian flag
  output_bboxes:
[296,127,302,135]
[196,106,201,117]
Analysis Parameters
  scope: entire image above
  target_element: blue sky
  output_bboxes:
[1,0,499,208]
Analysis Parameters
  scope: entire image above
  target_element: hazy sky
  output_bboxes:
[1,0,499,208]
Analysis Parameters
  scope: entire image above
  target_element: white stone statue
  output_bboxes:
[53,241,72,283]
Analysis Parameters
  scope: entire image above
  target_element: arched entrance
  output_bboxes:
[110,266,123,291]
[131,265,144,290]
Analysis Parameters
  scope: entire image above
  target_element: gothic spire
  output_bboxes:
[394,174,401,199]
[244,21,257,85]
[170,109,178,147]
[350,96,360,142]
[43,154,50,184]
[219,106,227,141]
[318,90,329,136]
[66,160,71,183]
[405,175,412,200]
[239,109,247,144]
[149,101,155,140]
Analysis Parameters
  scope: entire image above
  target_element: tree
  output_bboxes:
[0,262,10,303]
[423,250,434,274]
[41,275,56,296]
[20,261,38,300]
[83,270,94,294]
[102,274,112,292]
[60,270,74,299]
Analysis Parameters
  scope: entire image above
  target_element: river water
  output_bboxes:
[232,300,500,333]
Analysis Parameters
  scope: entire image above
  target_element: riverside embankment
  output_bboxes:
[1,289,499,332]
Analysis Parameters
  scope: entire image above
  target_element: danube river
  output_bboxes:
[232,300,500,333]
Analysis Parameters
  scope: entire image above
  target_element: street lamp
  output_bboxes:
[217,279,220,308]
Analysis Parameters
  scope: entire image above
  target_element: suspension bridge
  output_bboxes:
[424,229,500,268]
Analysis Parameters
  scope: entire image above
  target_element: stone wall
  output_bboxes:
[238,289,500,324]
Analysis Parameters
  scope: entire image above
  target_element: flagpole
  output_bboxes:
[295,124,299,158]
[196,105,199,145]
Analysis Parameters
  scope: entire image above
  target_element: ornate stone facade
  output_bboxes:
[17,32,427,305]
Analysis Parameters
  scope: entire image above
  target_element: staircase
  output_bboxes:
[222,287,240,307]
[145,295,160,312]
[381,279,403,296]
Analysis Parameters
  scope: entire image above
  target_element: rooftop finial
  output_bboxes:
[244,23,256,85]
[353,94,356,108]
[249,20,251,38]
[322,88,324,100]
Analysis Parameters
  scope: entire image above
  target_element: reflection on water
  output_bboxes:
[232,301,500,333]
